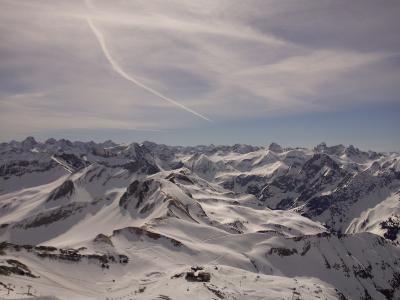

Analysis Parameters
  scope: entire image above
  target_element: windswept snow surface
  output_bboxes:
[0,138,400,299]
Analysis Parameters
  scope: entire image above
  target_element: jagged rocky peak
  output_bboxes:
[123,142,152,159]
[368,150,382,160]
[232,143,258,154]
[194,144,218,153]
[188,153,220,180]
[57,138,74,148]
[314,142,345,156]
[141,141,175,160]
[314,142,328,152]
[268,142,283,153]
[101,144,128,157]
[368,161,382,173]
[45,138,57,145]
[21,136,38,150]
[303,153,340,172]
[343,144,374,163]
[101,139,117,148]
[345,144,367,157]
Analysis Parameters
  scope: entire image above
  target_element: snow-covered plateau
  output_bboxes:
[0,137,399,299]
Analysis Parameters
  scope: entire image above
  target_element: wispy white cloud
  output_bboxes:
[85,0,212,122]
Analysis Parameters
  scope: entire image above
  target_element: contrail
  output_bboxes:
[85,1,212,122]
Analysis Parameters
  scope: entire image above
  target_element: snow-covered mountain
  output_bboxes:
[0,137,399,299]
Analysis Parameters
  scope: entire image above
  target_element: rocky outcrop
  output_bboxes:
[119,179,159,210]
[46,180,75,202]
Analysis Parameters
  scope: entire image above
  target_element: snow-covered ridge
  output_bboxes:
[0,137,399,299]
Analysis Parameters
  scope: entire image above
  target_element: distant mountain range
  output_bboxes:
[0,137,399,299]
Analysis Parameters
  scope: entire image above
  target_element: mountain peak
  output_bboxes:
[314,143,345,156]
[268,142,283,153]
[20,136,38,150]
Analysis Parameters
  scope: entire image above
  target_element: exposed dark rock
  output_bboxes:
[166,172,194,184]
[18,203,86,229]
[204,283,225,298]
[93,233,114,247]
[170,161,184,169]
[122,160,159,175]
[377,288,394,300]
[390,272,400,290]
[113,227,183,248]
[276,197,295,210]
[300,242,311,256]
[269,142,282,153]
[353,264,373,279]
[118,255,129,264]
[35,245,57,252]
[380,217,400,241]
[185,271,211,282]
[171,272,185,279]
[53,153,86,170]
[267,247,298,256]
[303,195,333,217]
[21,136,37,149]
[0,160,56,178]
[134,286,146,294]
[0,259,37,277]
[119,180,157,210]
[46,180,74,202]
[235,174,264,187]
[335,289,349,300]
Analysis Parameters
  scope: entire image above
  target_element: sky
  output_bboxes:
[0,0,399,151]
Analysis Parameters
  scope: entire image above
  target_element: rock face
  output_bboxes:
[258,153,348,212]
[0,258,37,278]
[119,179,160,212]
[185,271,211,282]
[1,138,400,299]
[53,153,86,171]
[381,217,400,241]
[47,180,75,202]
[268,142,283,153]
